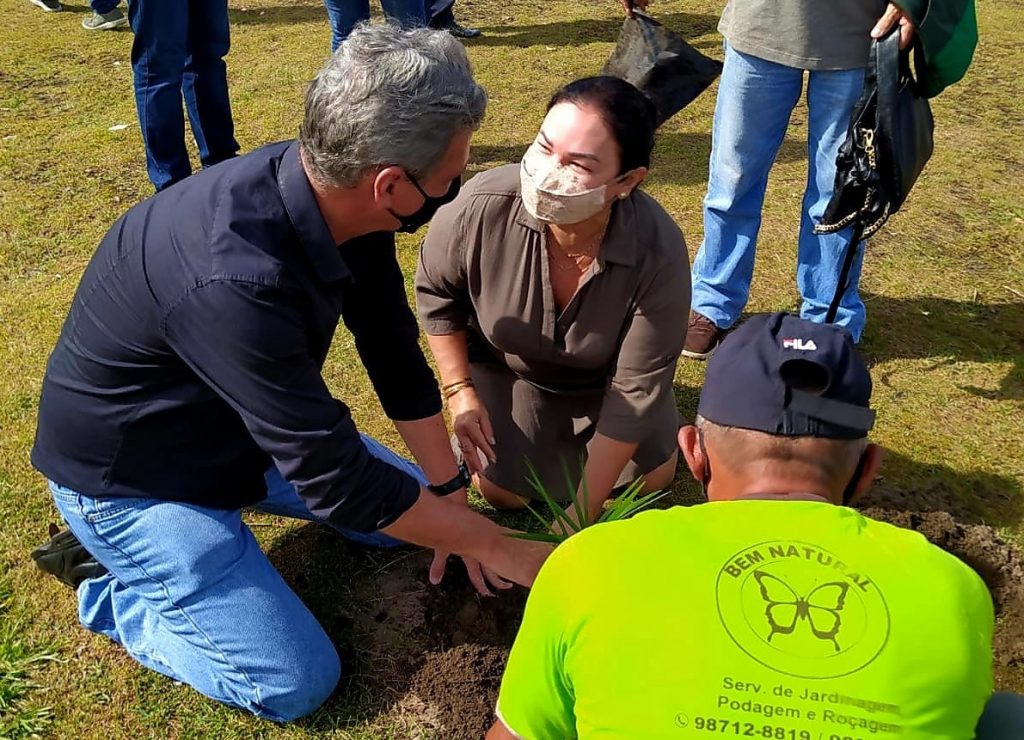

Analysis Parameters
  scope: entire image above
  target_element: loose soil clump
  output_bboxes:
[410,644,509,737]
[862,507,1024,673]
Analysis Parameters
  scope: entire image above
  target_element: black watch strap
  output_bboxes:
[427,463,471,496]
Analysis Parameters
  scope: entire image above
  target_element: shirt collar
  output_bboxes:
[277,141,351,283]
[513,194,639,268]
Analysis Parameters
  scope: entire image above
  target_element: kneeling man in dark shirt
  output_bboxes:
[30,24,548,722]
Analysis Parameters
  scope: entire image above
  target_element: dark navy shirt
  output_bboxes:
[31,141,440,532]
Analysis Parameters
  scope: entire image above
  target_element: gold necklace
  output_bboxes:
[547,213,611,271]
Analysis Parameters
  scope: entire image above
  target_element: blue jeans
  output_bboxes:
[692,43,868,341]
[48,434,424,722]
[323,0,426,51]
[976,693,1024,738]
[91,0,120,13]
[427,0,455,24]
[127,0,239,191]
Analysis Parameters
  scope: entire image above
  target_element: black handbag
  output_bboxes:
[815,27,934,322]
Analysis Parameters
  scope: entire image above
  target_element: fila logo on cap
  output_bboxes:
[782,338,818,351]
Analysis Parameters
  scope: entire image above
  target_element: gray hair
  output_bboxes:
[695,416,866,486]
[299,23,487,188]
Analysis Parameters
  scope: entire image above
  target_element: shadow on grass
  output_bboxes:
[264,524,417,729]
[229,2,326,26]
[467,11,718,49]
[861,293,1024,402]
[859,448,1024,528]
[672,379,1023,527]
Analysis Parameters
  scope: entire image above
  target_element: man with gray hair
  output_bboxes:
[29,25,547,721]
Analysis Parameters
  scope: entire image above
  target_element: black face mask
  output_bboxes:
[841,451,868,506]
[389,173,461,233]
[698,429,711,502]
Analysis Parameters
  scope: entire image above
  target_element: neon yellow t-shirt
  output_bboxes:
[497,501,993,740]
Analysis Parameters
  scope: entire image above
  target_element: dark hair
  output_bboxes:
[546,76,658,175]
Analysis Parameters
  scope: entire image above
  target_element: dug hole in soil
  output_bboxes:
[274,496,1024,737]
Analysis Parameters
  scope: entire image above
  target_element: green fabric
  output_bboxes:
[896,0,978,97]
[497,501,994,739]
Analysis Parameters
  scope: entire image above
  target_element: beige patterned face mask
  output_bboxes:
[519,145,611,225]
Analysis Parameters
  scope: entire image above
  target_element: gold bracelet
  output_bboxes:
[442,379,475,400]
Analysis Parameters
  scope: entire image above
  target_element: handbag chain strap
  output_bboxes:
[814,127,888,237]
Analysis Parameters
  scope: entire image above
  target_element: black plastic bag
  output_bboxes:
[602,13,723,127]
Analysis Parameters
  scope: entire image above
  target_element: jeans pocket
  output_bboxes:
[48,481,80,505]
[81,496,148,525]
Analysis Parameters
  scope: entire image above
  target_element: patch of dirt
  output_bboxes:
[858,484,979,523]
[391,566,528,735]
[861,508,1024,671]
[268,525,525,734]
[409,644,508,737]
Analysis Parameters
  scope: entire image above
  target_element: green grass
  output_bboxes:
[0,579,58,740]
[0,0,1022,736]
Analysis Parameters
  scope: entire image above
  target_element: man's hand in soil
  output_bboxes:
[384,488,553,592]
[429,489,515,597]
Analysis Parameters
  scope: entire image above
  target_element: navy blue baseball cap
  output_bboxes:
[696,313,876,440]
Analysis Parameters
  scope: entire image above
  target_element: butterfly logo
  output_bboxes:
[752,570,850,652]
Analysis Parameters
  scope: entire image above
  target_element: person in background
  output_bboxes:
[29,26,547,723]
[325,0,649,52]
[683,2,916,358]
[489,312,995,739]
[127,0,238,190]
[416,76,689,527]
[323,0,426,51]
[27,0,128,30]
[427,0,481,39]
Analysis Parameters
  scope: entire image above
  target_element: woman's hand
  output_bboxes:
[448,388,497,475]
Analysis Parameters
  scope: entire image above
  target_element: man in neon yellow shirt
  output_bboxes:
[489,312,998,740]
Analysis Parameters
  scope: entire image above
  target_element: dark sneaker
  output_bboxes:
[82,8,127,30]
[441,20,481,38]
[30,524,107,589]
[30,0,63,11]
[682,311,726,360]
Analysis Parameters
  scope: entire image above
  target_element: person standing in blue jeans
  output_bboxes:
[683,1,917,359]
[126,0,239,191]
[323,0,426,51]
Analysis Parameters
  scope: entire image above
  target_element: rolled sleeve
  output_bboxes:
[340,232,442,422]
[596,249,690,444]
[163,279,420,531]
[415,196,471,336]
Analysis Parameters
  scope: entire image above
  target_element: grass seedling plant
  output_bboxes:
[511,459,670,544]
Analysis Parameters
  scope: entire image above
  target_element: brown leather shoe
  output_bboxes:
[682,311,726,360]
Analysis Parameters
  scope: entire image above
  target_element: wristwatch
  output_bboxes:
[427,463,471,496]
